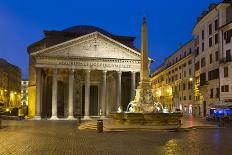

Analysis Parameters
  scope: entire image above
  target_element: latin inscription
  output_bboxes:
[58,61,132,69]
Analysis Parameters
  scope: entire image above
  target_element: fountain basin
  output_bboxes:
[110,112,182,125]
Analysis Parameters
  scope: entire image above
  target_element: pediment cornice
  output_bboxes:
[31,32,141,59]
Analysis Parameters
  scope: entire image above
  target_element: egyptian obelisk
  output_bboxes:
[139,17,152,90]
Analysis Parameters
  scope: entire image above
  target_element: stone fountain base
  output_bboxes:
[110,112,182,125]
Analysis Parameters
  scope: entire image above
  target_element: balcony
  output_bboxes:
[220,57,232,64]
[200,81,209,86]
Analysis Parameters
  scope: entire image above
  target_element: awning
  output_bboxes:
[211,102,232,109]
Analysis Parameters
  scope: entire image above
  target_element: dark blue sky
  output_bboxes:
[0,0,221,79]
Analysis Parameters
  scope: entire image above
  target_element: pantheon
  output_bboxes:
[28,25,151,119]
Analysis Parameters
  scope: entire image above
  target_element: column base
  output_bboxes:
[83,116,91,120]
[50,116,58,120]
[99,116,108,119]
[67,116,76,120]
[34,116,41,120]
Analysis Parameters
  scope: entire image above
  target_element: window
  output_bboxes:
[195,61,200,70]
[224,30,232,44]
[216,88,220,98]
[215,33,218,44]
[188,60,192,65]
[201,57,206,67]
[202,42,205,52]
[215,19,219,31]
[215,51,219,61]
[208,68,219,80]
[189,48,192,54]
[184,51,187,57]
[184,96,186,100]
[188,82,192,89]
[210,54,212,64]
[209,24,212,35]
[210,89,213,98]
[189,95,192,100]
[189,68,192,76]
[224,67,229,77]
[183,83,186,90]
[209,37,213,47]
[221,85,229,92]
[226,50,231,61]
[184,71,186,77]
[195,47,199,57]
[202,29,205,40]
[179,73,182,79]
[200,73,207,86]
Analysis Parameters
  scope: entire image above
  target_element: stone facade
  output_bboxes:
[21,80,29,106]
[151,0,232,117]
[27,26,143,119]
[0,58,21,107]
[151,41,195,114]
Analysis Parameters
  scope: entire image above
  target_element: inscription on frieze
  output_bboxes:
[58,61,132,69]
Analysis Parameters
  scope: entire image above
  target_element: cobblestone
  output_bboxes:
[0,120,232,155]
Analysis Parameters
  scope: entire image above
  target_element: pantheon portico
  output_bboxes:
[28,26,150,119]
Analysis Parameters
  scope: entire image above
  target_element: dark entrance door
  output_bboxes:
[203,101,207,117]
[82,85,99,116]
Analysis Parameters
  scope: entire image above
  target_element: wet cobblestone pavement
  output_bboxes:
[0,120,232,155]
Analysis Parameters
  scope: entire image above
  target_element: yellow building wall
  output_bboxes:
[28,86,36,117]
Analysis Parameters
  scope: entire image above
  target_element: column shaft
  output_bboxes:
[84,70,90,119]
[131,71,136,100]
[68,70,75,119]
[35,68,41,119]
[116,71,122,111]
[51,69,58,119]
[101,71,107,116]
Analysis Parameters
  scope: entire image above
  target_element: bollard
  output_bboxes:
[77,117,81,126]
[178,119,182,126]
[97,119,103,133]
[219,117,225,127]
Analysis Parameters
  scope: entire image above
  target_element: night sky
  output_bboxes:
[0,0,221,79]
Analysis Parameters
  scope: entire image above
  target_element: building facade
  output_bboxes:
[28,26,143,119]
[151,40,195,114]
[152,0,232,117]
[0,58,21,107]
[21,80,29,106]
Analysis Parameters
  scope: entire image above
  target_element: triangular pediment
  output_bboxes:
[32,32,141,60]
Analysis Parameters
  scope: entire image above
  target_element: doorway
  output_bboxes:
[203,101,207,117]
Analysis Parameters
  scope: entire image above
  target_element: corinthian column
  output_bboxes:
[35,68,41,120]
[116,71,122,111]
[67,70,75,120]
[131,71,136,100]
[101,70,107,116]
[51,69,58,120]
[84,70,91,120]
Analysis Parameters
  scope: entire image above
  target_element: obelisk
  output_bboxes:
[139,17,151,89]
[126,17,162,113]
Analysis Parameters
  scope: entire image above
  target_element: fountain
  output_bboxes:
[110,17,182,125]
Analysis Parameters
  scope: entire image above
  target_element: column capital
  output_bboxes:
[53,68,58,74]
[131,71,136,74]
[69,69,75,74]
[102,70,107,76]
[85,69,91,73]
[117,71,122,75]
